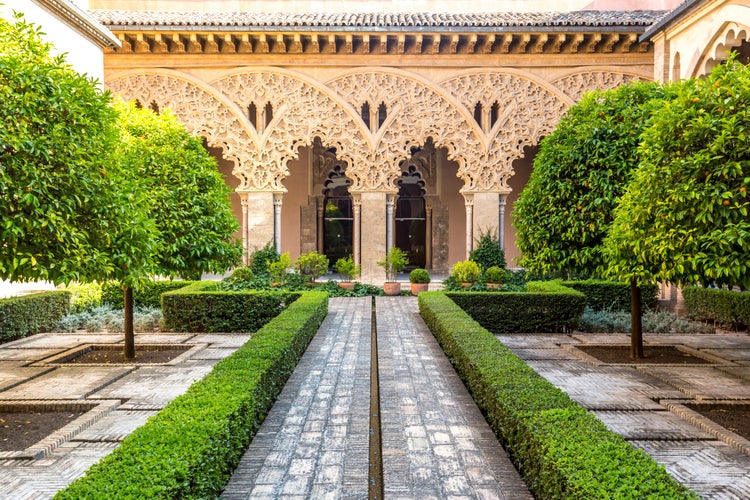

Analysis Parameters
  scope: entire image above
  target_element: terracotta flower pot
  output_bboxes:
[410,283,429,295]
[383,282,401,296]
[338,281,355,290]
[486,283,502,289]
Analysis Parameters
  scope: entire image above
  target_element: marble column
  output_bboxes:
[352,194,362,266]
[385,193,396,252]
[273,193,283,254]
[425,201,433,270]
[240,194,249,264]
[463,193,474,260]
[499,194,507,252]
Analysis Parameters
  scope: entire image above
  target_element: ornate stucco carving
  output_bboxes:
[552,70,646,101]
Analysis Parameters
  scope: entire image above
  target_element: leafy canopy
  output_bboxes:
[603,58,750,289]
[513,81,671,277]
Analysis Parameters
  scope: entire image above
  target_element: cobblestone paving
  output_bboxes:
[504,332,750,499]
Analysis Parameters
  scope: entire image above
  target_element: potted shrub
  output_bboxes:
[484,266,506,289]
[409,268,431,295]
[451,260,480,287]
[295,251,329,284]
[335,255,360,290]
[377,247,408,296]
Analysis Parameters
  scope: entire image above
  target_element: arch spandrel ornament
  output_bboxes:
[551,70,648,101]
[106,72,264,191]
[328,70,483,192]
[698,22,750,76]
[212,70,370,192]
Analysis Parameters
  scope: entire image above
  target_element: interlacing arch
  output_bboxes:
[700,22,750,76]
[106,70,260,189]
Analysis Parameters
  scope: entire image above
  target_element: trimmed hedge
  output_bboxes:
[0,291,71,341]
[54,291,328,499]
[101,280,197,309]
[562,279,659,312]
[447,281,586,333]
[683,286,750,330]
[418,292,697,499]
[162,281,297,333]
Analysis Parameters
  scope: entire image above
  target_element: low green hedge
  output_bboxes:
[0,290,71,341]
[162,281,297,333]
[562,279,659,312]
[683,286,750,330]
[54,291,328,499]
[418,292,696,499]
[101,280,197,309]
[447,281,586,333]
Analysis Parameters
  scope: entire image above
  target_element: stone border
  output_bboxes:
[561,343,733,367]
[663,399,750,458]
[0,400,120,460]
[32,343,207,367]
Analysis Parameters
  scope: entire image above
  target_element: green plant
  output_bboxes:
[295,251,329,282]
[683,286,750,330]
[335,255,361,282]
[65,283,103,313]
[577,307,714,334]
[101,280,196,309]
[469,230,506,270]
[377,247,408,282]
[55,305,163,333]
[55,292,328,499]
[484,266,506,284]
[249,242,279,277]
[0,291,71,341]
[409,268,431,284]
[562,279,659,312]
[268,252,292,286]
[418,292,697,500]
[451,260,481,284]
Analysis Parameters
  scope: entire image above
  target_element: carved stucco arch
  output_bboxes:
[210,67,370,192]
[698,21,750,76]
[105,69,260,189]
[550,67,651,101]
[327,68,484,192]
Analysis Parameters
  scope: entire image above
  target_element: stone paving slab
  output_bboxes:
[638,366,750,400]
[130,333,194,344]
[378,297,532,499]
[5,334,123,349]
[222,297,372,499]
[187,333,250,348]
[1,366,133,400]
[0,364,53,392]
[72,409,159,442]
[495,333,578,349]
[0,348,63,362]
[592,410,715,440]
[511,347,583,361]
[702,348,750,361]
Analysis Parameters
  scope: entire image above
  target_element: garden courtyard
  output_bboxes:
[0,296,747,498]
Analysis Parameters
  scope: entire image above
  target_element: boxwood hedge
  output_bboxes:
[562,279,659,312]
[102,280,198,309]
[683,286,750,330]
[447,281,586,333]
[418,292,696,499]
[162,281,297,333]
[54,291,328,499]
[0,290,70,341]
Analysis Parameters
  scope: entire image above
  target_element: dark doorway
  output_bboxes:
[396,166,426,268]
[323,166,353,265]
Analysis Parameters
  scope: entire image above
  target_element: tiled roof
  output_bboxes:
[91,10,667,31]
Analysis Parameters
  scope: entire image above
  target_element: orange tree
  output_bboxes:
[604,57,750,339]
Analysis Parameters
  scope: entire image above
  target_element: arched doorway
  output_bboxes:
[322,165,353,266]
[395,164,426,269]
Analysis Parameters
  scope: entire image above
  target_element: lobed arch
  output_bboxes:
[105,69,260,190]
[697,21,750,76]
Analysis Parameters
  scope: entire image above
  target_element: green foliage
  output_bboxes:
[561,280,658,312]
[101,280,196,309]
[55,305,163,333]
[484,266,506,284]
[409,268,431,284]
[294,251,329,282]
[514,81,671,276]
[0,291,70,341]
[683,286,750,330]
[604,58,750,289]
[161,281,298,333]
[377,247,408,281]
[268,252,292,285]
[335,255,360,282]
[450,260,481,283]
[577,307,714,334]
[418,292,697,500]
[114,101,243,281]
[54,292,328,499]
[469,230,506,270]
[0,13,154,286]
[65,283,103,313]
[448,281,585,333]
[249,242,279,277]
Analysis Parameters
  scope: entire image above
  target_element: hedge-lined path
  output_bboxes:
[499,331,750,499]
[222,296,532,499]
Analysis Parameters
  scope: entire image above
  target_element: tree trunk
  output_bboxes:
[630,278,644,359]
[124,286,135,359]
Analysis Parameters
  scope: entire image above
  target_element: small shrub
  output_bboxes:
[249,241,279,276]
[562,279,659,312]
[451,260,481,284]
[55,305,164,333]
[0,291,70,341]
[66,283,103,313]
[469,230,506,270]
[268,252,292,286]
[295,251,329,282]
[102,281,196,309]
[335,255,360,282]
[484,266,506,284]
[577,307,714,334]
[377,247,408,281]
[409,268,431,284]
